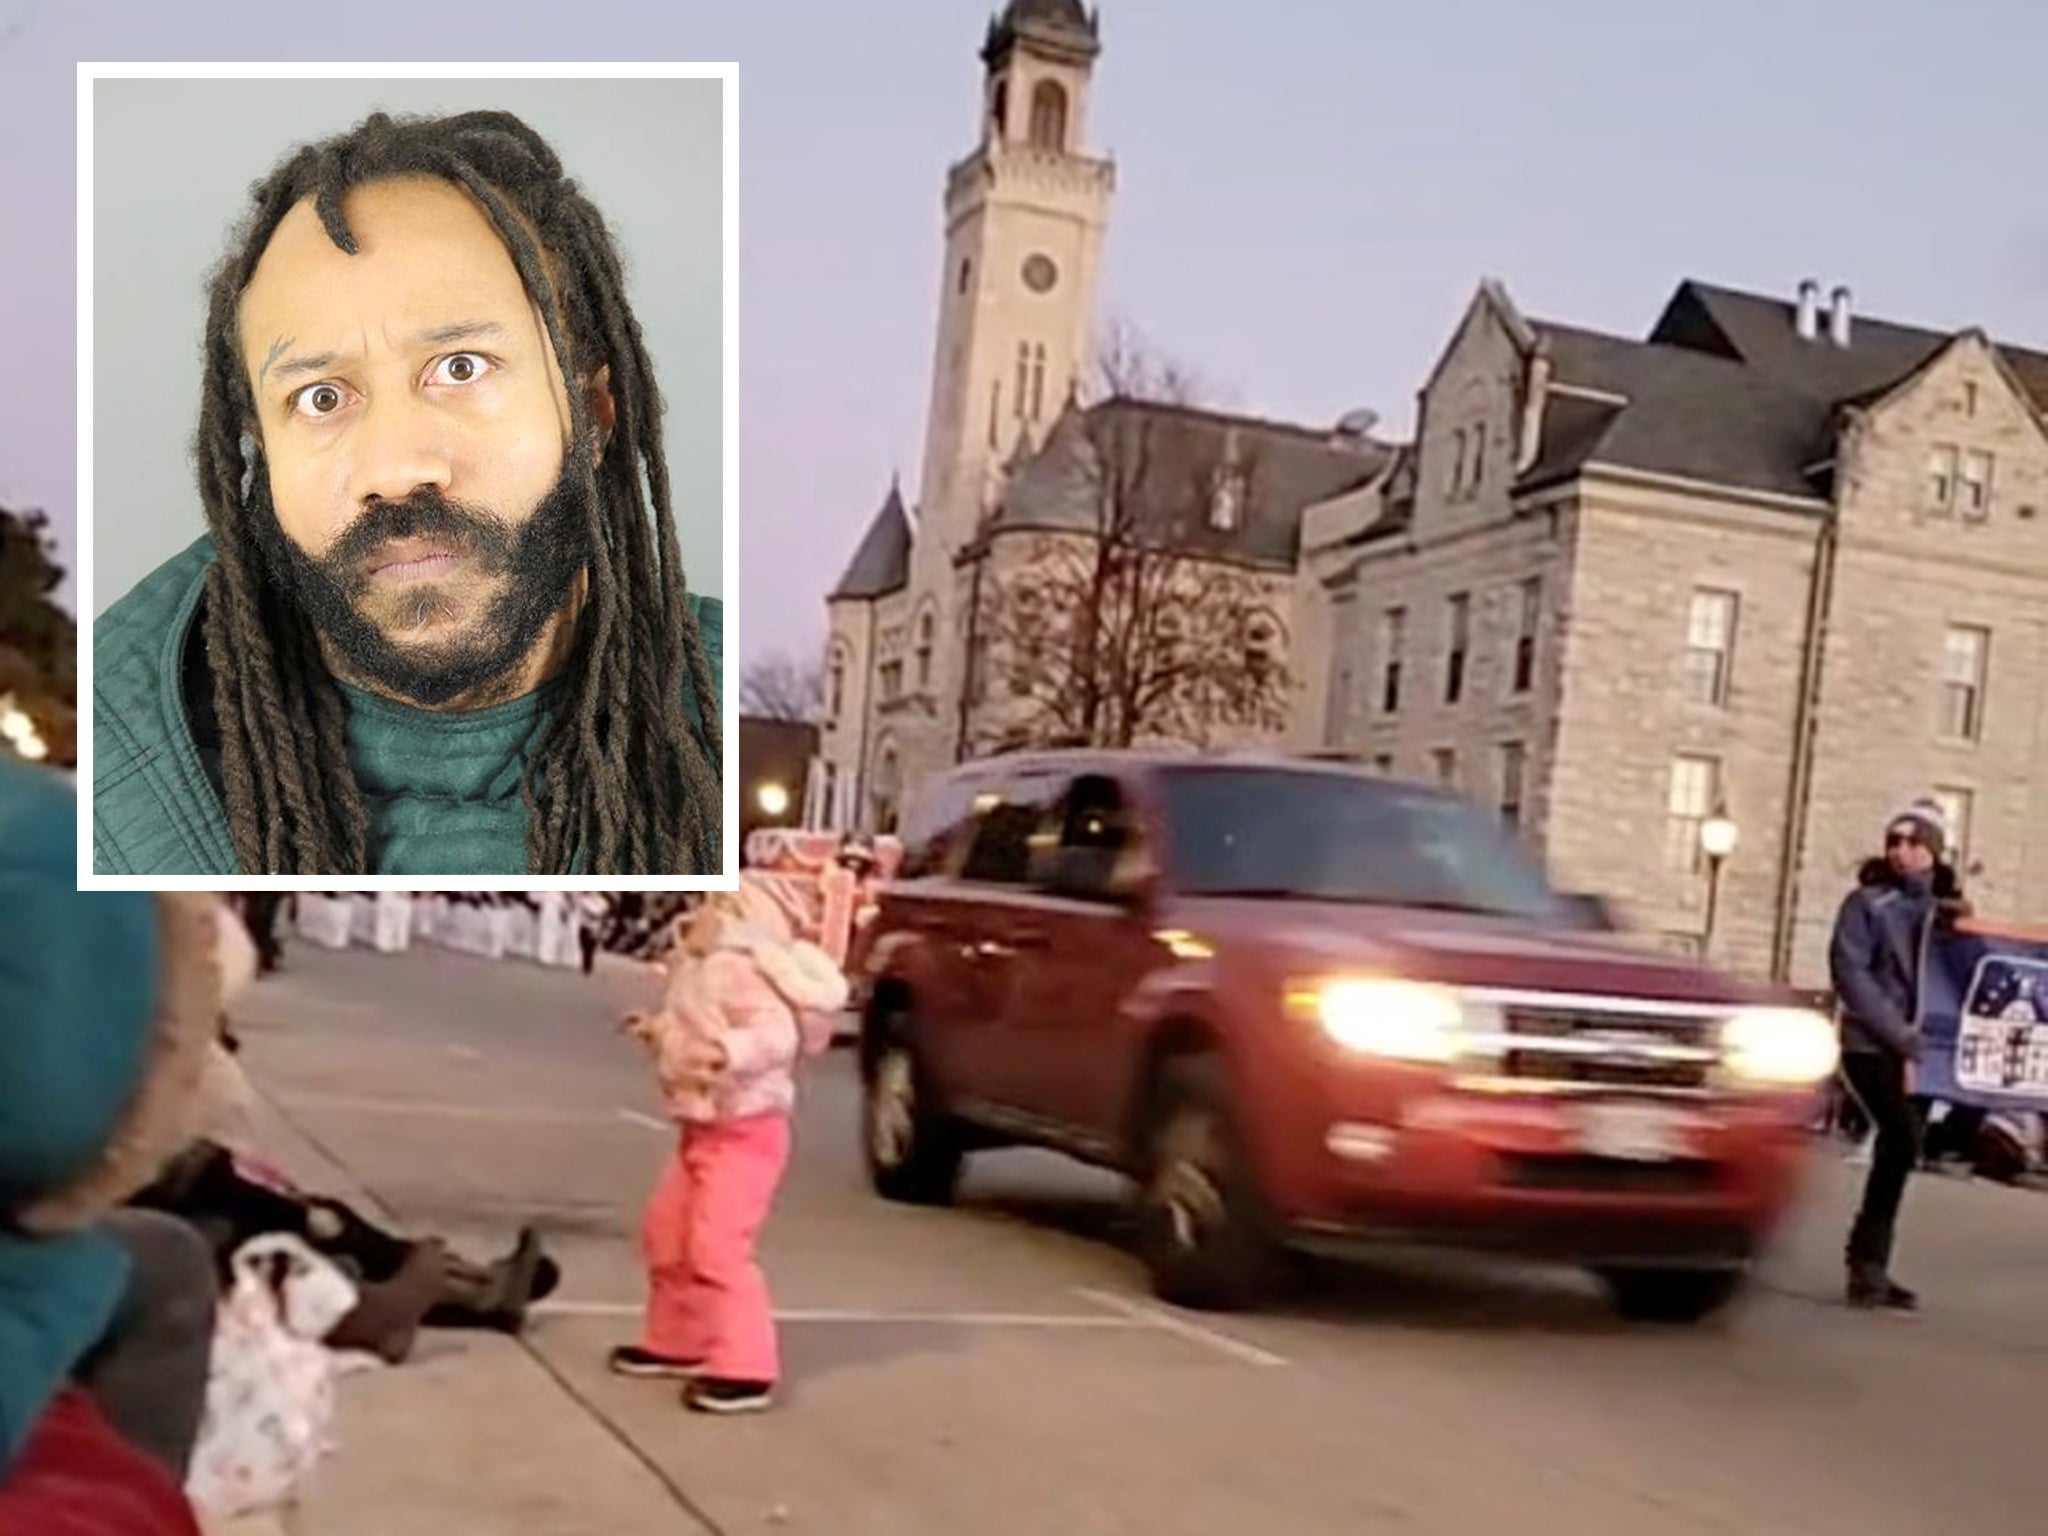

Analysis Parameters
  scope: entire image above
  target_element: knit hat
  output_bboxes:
[1885,797,1949,859]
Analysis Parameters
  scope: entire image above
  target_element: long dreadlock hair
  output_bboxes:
[195,109,721,875]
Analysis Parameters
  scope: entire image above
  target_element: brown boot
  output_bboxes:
[324,1241,449,1363]
[424,1227,555,1334]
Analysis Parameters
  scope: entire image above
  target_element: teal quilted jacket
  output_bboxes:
[92,537,724,874]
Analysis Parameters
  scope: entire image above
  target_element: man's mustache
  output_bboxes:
[323,495,518,588]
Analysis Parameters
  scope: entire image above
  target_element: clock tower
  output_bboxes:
[913,0,1114,560]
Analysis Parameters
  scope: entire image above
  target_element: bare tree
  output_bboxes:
[965,329,1292,754]
[740,651,825,723]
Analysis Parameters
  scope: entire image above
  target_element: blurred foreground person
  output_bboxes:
[0,758,223,1533]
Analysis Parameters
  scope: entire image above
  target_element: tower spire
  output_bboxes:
[983,1,1101,67]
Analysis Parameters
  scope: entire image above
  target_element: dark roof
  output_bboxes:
[1651,282,2048,415]
[1527,321,1834,500]
[986,398,1392,569]
[830,482,913,601]
[983,0,1101,64]
[1499,280,2048,503]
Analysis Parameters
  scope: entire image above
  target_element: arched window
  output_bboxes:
[915,610,936,691]
[871,746,902,835]
[827,646,847,721]
[1029,80,1069,151]
[1029,344,1047,419]
[990,80,1009,140]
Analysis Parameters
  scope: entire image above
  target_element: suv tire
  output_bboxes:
[864,1024,964,1207]
[1594,1265,1747,1324]
[1135,1054,1277,1312]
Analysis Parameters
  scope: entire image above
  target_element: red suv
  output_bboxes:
[852,752,1836,1320]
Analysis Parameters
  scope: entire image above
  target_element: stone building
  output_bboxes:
[1298,277,2048,985]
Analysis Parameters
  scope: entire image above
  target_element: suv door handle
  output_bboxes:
[1011,929,1049,952]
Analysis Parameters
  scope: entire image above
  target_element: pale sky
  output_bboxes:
[5,0,2046,666]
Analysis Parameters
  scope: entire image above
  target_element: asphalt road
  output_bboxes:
[234,940,2048,1536]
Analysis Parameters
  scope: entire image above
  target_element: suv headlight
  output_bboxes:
[1308,978,1470,1063]
[1719,1006,1839,1086]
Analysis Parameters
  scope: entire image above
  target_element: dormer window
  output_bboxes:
[1209,466,1246,531]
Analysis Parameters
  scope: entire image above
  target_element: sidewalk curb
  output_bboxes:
[236,1070,716,1534]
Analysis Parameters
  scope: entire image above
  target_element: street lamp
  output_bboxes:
[755,780,791,820]
[1699,807,1738,959]
[0,700,47,762]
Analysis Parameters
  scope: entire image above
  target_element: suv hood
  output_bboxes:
[1179,899,1782,1009]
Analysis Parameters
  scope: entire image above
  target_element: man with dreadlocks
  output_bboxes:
[93,109,724,875]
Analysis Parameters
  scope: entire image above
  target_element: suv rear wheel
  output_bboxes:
[1594,1265,1748,1324]
[1135,1055,1277,1312]
[864,1024,964,1207]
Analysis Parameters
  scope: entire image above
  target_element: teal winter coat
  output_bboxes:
[0,759,174,1474]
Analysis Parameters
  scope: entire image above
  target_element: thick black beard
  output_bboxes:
[248,453,593,709]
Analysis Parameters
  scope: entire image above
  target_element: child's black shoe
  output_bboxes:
[608,1345,702,1379]
[685,1377,774,1414]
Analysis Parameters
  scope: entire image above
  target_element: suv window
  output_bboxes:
[1155,765,1563,921]
[898,770,996,879]
[1032,773,1138,901]
[957,774,1065,887]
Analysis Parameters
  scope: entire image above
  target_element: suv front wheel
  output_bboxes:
[1135,1055,1277,1312]
[864,1025,964,1207]
[1593,1265,1748,1324]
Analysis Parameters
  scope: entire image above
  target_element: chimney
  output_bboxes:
[1828,286,1852,348]
[1796,279,1821,342]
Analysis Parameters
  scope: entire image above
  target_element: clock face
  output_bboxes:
[1022,254,1059,294]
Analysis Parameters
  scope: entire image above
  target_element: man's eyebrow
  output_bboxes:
[264,347,342,390]
[413,319,508,347]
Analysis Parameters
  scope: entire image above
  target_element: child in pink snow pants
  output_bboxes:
[612,878,846,1414]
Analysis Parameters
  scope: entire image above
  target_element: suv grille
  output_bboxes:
[1465,998,1722,1097]
[1498,1154,1718,1195]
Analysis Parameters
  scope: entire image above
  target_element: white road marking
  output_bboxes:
[1073,1287,1288,1368]
[533,1300,1141,1329]
[273,1093,627,1128]
[614,1109,671,1134]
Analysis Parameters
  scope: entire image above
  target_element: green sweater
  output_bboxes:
[92,537,723,875]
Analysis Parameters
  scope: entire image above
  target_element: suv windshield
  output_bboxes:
[1155,766,1565,921]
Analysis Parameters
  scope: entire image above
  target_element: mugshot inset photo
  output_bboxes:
[83,67,734,880]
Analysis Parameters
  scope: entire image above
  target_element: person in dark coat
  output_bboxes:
[1829,797,1964,1310]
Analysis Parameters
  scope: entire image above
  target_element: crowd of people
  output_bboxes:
[1,766,888,1529]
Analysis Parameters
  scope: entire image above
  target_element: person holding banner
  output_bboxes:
[1829,798,1961,1311]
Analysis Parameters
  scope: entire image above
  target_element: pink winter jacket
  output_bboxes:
[647,936,849,1124]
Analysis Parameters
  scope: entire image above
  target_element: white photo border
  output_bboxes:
[75,61,740,894]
